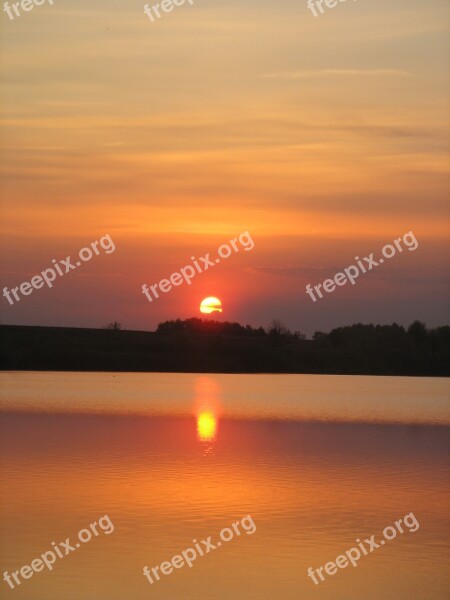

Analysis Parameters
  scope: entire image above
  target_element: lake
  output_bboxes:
[0,372,449,599]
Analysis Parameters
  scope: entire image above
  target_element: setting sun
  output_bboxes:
[200,297,223,314]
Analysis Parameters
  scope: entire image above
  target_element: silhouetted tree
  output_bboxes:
[267,319,290,346]
[407,320,427,344]
[267,319,289,335]
[104,322,122,331]
[293,330,306,340]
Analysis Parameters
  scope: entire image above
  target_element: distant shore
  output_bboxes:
[1,321,449,376]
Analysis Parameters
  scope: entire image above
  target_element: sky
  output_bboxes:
[1,0,449,337]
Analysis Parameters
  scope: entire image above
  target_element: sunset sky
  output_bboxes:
[1,0,449,336]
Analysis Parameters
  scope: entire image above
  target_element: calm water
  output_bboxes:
[0,372,449,599]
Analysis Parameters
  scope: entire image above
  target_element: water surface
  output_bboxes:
[0,372,449,599]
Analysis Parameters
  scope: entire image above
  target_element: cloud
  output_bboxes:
[248,266,330,279]
[263,69,413,79]
[248,265,450,289]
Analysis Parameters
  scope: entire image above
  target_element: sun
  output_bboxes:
[200,297,223,314]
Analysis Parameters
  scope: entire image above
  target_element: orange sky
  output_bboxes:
[0,0,449,335]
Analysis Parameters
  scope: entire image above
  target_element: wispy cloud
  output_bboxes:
[263,69,413,79]
[248,266,449,288]
[248,266,329,279]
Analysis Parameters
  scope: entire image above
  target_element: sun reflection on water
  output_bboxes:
[194,377,220,452]
[197,412,217,441]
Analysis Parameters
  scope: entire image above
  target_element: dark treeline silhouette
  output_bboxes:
[157,318,305,341]
[157,318,267,337]
[0,320,449,376]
